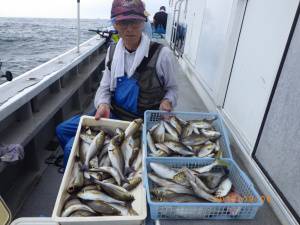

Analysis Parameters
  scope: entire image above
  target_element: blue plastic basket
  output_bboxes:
[145,157,263,220]
[143,110,233,159]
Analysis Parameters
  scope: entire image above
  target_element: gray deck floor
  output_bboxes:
[16,56,282,225]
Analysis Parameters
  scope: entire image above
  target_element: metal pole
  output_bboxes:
[77,0,80,53]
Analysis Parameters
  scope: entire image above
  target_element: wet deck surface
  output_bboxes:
[16,51,282,225]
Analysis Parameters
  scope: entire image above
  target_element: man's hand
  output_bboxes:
[159,99,172,112]
[95,104,110,120]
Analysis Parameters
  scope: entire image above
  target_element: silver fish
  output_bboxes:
[193,159,229,174]
[198,171,226,189]
[215,178,232,197]
[79,141,90,164]
[122,176,142,191]
[152,121,165,143]
[197,142,216,158]
[147,131,159,154]
[61,203,95,217]
[170,116,183,135]
[90,166,124,186]
[184,168,216,194]
[181,123,194,138]
[77,189,125,205]
[148,173,194,195]
[84,131,105,169]
[95,181,135,202]
[131,148,142,172]
[121,137,135,175]
[188,179,221,203]
[155,143,171,155]
[85,200,121,215]
[182,134,208,146]
[125,118,143,138]
[80,133,94,144]
[67,161,84,193]
[163,141,194,156]
[108,137,125,177]
[189,120,212,129]
[201,129,221,140]
[69,210,95,217]
[150,162,177,180]
[110,203,139,216]
[163,121,179,141]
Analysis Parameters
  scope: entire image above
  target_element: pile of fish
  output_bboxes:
[61,119,144,217]
[148,160,243,205]
[147,116,224,158]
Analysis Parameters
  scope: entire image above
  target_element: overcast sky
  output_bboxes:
[0,0,169,19]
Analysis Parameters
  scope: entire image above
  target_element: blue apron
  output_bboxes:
[112,75,141,118]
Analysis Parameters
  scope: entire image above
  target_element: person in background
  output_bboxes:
[56,0,178,168]
[153,6,168,34]
[143,10,153,39]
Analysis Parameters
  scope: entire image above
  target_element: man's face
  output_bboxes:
[114,19,144,44]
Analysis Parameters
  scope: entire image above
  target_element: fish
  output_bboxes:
[121,137,135,175]
[163,121,179,141]
[197,171,227,189]
[84,131,105,169]
[189,120,212,129]
[164,133,180,142]
[80,133,94,144]
[79,141,90,164]
[77,189,125,205]
[201,129,221,140]
[181,134,208,146]
[131,147,142,172]
[110,203,139,216]
[188,178,221,203]
[85,200,121,215]
[215,178,232,197]
[122,176,142,191]
[151,187,178,200]
[147,131,159,155]
[89,156,99,169]
[89,166,125,186]
[163,141,194,156]
[155,143,171,155]
[197,142,216,158]
[61,203,95,217]
[98,153,111,167]
[108,137,125,177]
[69,210,96,217]
[170,116,183,135]
[125,118,143,138]
[150,162,177,180]
[148,173,194,195]
[181,123,194,139]
[152,121,165,143]
[67,161,84,193]
[193,159,229,174]
[184,168,216,194]
[94,180,135,202]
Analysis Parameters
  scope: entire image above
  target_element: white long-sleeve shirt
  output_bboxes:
[94,45,178,109]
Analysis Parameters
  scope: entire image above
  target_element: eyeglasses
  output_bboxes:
[116,19,143,28]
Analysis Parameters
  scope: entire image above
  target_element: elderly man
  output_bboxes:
[56,0,178,167]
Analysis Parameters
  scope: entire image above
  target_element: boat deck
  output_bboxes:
[15,49,282,225]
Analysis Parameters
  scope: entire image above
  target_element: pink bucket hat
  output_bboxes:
[111,0,147,22]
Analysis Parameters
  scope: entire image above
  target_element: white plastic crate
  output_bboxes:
[145,157,263,220]
[52,116,147,225]
[143,110,233,159]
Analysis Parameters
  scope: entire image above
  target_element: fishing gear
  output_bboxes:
[88,29,119,44]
